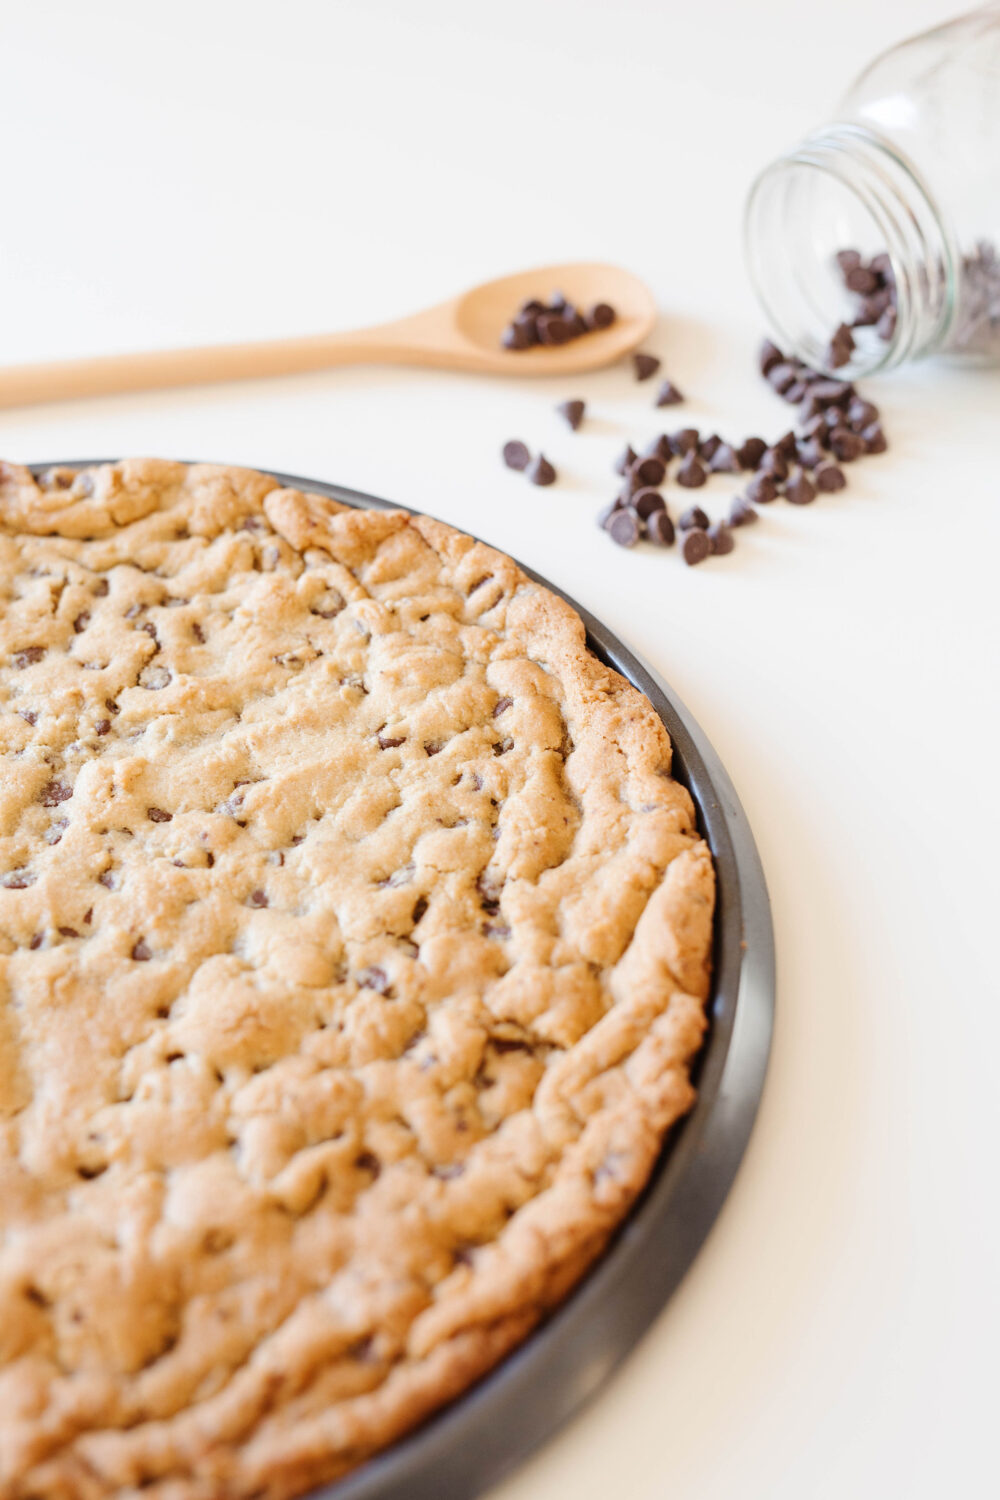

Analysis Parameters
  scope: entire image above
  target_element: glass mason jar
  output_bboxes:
[744,4,1000,377]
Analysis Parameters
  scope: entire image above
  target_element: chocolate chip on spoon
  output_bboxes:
[587,302,617,329]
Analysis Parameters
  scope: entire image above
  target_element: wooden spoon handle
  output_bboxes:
[0,314,454,410]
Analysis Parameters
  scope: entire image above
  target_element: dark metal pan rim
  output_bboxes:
[25,461,775,1500]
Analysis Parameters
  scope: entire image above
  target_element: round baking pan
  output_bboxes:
[31,462,775,1500]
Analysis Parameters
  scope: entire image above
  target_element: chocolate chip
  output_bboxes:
[679,504,710,530]
[670,427,700,456]
[646,510,675,546]
[597,497,624,529]
[613,444,638,475]
[682,528,711,566]
[775,430,798,458]
[644,434,673,463]
[631,455,666,487]
[12,647,45,669]
[94,719,111,736]
[758,339,783,375]
[847,397,879,430]
[795,438,824,470]
[587,302,617,329]
[526,454,556,486]
[876,305,897,340]
[800,412,832,443]
[758,447,789,481]
[39,781,72,807]
[745,472,778,505]
[378,732,406,748]
[784,379,810,404]
[248,890,268,908]
[501,322,533,351]
[537,313,574,346]
[836,248,862,277]
[520,298,546,317]
[131,940,152,962]
[767,362,798,394]
[707,522,735,555]
[828,426,865,462]
[784,469,817,505]
[608,508,642,548]
[502,440,531,471]
[814,460,847,492]
[699,434,722,462]
[853,290,890,327]
[870,252,893,283]
[809,379,853,407]
[737,437,767,469]
[654,379,684,407]
[861,421,888,454]
[676,452,708,488]
[632,487,666,520]
[709,439,742,473]
[633,352,661,381]
[845,265,879,295]
[826,323,856,369]
[147,807,172,823]
[729,496,758,527]
[556,399,585,430]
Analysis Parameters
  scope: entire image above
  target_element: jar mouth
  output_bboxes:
[744,125,957,378]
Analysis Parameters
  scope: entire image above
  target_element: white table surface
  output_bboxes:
[2,3,998,1497]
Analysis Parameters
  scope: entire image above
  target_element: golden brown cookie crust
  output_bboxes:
[0,460,714,1499]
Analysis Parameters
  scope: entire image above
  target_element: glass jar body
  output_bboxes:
[745,5,1000,375]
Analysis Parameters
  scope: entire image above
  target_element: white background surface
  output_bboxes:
[2,2,998,1497]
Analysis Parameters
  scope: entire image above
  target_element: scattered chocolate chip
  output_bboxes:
[587,302,617,329]
[848,396,879,430]
[646,510,675,547]
[707,522,735,555]
[644,434,673,462]
[758,339,783,375]
[526,454,556,486]
[676,452,708,488]
[861,422,888,454]
[131,940,152,962]
[745,472,778,505]
[814,460,847,492]
[729,496,758,527]
[556,399,585,430]
[737,437,767,469]
[248,890,268,908]
[631,455,666,487]
[597,497,623,530]
[633,352,661,382]
[654,379,684,407]
[377,732,405,749]
[699,434,722,462]
[632,487,666,520]
[767,362,798,395]
[784,470,817,505]
[795,438,824,470]
[613,444,638,475]
[810,379,853,407]
[147,807,172,823]
[608,508,642,548]
[39,781,72,807]
[682,528,711,566]
[775,430,798,458]
[12,647,45,669]
[828,425,865,462]
[708,441,741,474]
[502,440,531,471]
[784,379,810,404]
[670,427,700,455]
[758,447,789,481]
[679,504,710,530]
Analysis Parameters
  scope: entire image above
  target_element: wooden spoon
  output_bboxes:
[0,262,656,409]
